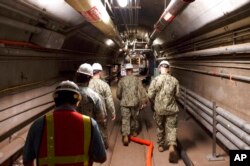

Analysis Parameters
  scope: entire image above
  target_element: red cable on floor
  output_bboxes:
[130,136,154,166]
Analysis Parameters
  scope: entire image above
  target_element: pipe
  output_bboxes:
[0,101,54,123]
[148,0,194,46]
[180,86,250,135]
[178,99,238,150]
[217,116,250,146]
[65,0,124,47]
[0,132,27,165]
[180,96,250,150]
[0,47,109,60]
[181,90,250,146]
[0,105,54,142]
[0,15,42,33]
[0,2,47,24]
[0,91,54,112]
[216,107,250,135]
[167,43,250,59]
[0,40,41,49]
[173,66,250,83]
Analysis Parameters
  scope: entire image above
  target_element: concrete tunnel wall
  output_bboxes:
[171,61,250,122]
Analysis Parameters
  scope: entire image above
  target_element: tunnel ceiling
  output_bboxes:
[0,0,250,55]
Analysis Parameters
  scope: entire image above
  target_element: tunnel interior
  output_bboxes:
[0,0,250,165]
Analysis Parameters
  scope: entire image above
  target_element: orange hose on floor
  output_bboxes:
[130,136,154,166]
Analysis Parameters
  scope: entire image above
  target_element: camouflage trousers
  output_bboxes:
[121,106,139,136]
[153,113,178,146]
[97,119,108,144]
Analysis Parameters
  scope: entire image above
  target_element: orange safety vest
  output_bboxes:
[38,110,92,166]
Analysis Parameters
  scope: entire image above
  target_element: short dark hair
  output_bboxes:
[54,91,78,107]
[160,64,169,68]
[75,72,91,83]
[93,70,101,75]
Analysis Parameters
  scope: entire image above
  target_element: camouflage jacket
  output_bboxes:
[78,85,106,123]
[89,78,116,117]
[116,75,147,107]
[148,74,180,115]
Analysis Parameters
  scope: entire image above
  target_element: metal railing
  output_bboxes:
[178,86,250,151]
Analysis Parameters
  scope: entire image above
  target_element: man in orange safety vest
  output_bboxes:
[23,80,106,166]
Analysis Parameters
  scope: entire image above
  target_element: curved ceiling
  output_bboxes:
[0,0,250,55]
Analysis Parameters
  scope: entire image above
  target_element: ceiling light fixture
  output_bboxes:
[117,0,128,8]
[105,39,114,46]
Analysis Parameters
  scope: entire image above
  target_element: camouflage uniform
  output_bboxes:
[89,78,116,147]
[89,78,116,118]
[148,73,180,146]
[77,84,108,144]
[116,75,147,136]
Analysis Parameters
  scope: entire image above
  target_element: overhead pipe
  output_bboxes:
[0,2,48,24]
[167,42,250,59]
[180,95,250,149]
[0,40,41,49]
[148,0,194,46]
[0,47,109,60]
[180,86,250,134]
[65,0,124,48]
[0,15,42,34]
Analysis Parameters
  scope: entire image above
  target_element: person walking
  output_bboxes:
[89,63,116,149]
[148,60,180,163]
[116,63,147,146]
[75,63,108,149]
[23,80,106,166]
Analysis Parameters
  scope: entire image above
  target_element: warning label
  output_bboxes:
[80,6,102,22]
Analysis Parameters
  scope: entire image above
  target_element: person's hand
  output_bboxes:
[150,102,155,112]
[111,114,116,120]
[140,104,146,110]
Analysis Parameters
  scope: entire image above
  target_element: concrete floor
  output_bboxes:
[93,83,229,166]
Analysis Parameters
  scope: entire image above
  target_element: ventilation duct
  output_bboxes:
[65,0,124,48]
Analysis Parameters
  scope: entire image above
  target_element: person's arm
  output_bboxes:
[116,80,122,100]
[23,118,44,166]
[175,79,180,98]
[94,96,106,124]
[89,119,107,163]
[138,79,148,108]
[104,84,116,120]
[147,78,158,102]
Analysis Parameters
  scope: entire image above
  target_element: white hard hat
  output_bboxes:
[158,60,170,68]
[53,80,81,102]
[92,63,103,71]
[54,80,80,94]
[77,63,93,76]
[125,63,133,69]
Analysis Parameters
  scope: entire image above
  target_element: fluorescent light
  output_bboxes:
[163,12,173,21]
[117,0,128,8]
[152,38,163,45]
[105,39,114,46]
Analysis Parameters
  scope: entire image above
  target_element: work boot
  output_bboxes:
[122,135,129,146]
[158,146,164,152]
[132,131,138,137]
[169,145,178,163]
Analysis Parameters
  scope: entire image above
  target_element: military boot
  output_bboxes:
[122,135,129,146]
[132,131,138,137]
[169,145,178,163]
[158,146,164,152]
